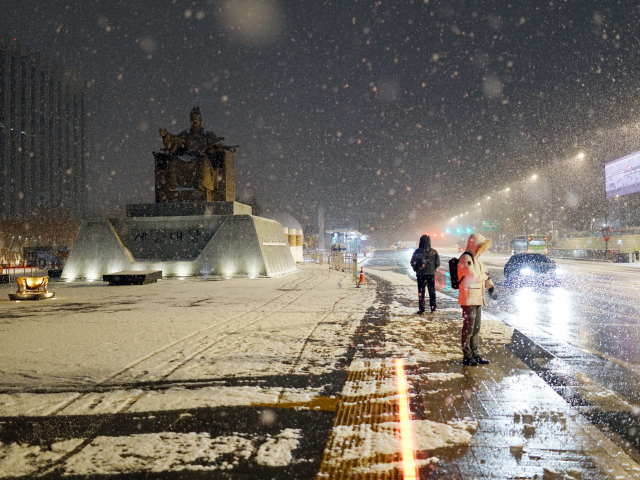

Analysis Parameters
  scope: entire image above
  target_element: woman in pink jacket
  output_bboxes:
[457,233,496,366]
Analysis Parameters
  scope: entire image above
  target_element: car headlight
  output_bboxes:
[520,267,534,275]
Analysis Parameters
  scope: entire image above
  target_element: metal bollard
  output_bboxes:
[353,253,358,284]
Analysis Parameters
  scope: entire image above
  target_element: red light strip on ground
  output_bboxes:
[395,358,418,479]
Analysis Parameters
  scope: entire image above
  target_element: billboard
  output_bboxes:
[605,150,640,198]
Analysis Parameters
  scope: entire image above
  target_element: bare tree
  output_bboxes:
[0,208,81,265]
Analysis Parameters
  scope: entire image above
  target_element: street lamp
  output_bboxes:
[531,174,537,180]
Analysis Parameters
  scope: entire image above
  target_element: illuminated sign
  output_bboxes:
[605,150,640,198]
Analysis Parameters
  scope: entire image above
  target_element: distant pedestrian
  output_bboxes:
[410,235,440,314]
[457,233,496,366]
[634,243,639,262]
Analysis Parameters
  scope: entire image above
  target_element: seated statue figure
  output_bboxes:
[156,107,237,202]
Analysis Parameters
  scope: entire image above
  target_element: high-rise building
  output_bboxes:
[0,35,86,219]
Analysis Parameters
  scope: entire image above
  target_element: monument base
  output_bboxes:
[62,209,296,280]
[126,201,251,218]
[9,292,56,301]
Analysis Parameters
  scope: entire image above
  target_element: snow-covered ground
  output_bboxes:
[0,264,376,476]
[0,266,373,391]
[1,262,639,478]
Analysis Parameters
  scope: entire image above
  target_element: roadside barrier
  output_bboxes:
[304,252,361,285]
[0,266,40,285]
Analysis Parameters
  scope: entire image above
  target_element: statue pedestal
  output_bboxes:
[126,201,251,218]
[62,202,297,280]
[9,292,55,300]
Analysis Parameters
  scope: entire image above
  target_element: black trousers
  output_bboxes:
[417,274,436,311]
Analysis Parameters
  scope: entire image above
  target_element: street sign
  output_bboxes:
[482,221,499,232]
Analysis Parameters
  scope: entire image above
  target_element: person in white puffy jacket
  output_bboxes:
[457,233,496,366]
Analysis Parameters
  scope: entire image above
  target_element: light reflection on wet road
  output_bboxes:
[487,260,640,367]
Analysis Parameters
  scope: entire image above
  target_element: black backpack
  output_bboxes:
[449,251,474,289]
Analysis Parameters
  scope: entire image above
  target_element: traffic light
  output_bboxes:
[445,229,450,234]
[456,228,461,234]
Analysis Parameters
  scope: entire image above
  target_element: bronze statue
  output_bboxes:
[159,107,225,157]
[154,107,238,203]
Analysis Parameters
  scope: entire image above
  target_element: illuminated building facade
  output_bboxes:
[0,35,86,218]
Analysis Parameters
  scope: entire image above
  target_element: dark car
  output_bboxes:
[504,254,562,286]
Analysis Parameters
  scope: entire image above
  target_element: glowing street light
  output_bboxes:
[531,174,537,180]
[477,202,481,206]
[486,196,490,200]
[504,187,510,192]
[576,152,585,160]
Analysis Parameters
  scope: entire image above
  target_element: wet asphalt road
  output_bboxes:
[481,255,640,367]
[362,249,640,459]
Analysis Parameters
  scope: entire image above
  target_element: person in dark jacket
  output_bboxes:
[410,235,441,314]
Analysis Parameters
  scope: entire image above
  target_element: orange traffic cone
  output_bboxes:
[357,267,367,287]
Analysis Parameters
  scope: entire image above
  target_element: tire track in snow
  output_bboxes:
[126,271,333,386]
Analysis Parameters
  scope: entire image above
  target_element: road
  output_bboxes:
[363,249,640,458]
[479,251,640,366]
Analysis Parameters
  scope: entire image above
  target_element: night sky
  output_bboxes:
[4,0,640,241]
